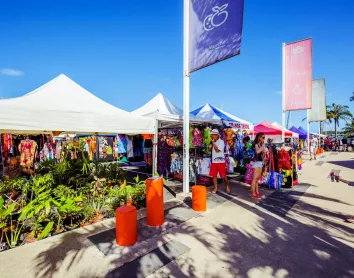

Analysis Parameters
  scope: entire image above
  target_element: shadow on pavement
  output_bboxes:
[32,180,354,278]
[327,160,354,170]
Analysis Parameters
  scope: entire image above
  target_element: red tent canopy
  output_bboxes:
[253,121,293,136]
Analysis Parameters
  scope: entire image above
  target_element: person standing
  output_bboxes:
[250,133,265,199]
[309,135,318,160]
[208,129,230,194]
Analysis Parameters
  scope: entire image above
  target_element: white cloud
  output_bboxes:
[0,68,24,76]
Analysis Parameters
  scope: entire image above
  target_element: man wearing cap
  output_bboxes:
[209,129,230,194]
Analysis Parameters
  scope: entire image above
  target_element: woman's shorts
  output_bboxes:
[251,161,263,168]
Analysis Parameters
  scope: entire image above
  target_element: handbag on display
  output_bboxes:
[265,171,283,190]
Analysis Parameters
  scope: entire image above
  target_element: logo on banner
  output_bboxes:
[293,84,304,95]
[203,4,229,31]
[292,46,304,55]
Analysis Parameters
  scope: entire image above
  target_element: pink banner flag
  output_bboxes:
[284,38,312,111]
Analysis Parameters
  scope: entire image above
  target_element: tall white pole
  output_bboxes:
[307,121,310,153]
[183,0,190,194]
[152,112,158,175]
[282,43,286,144]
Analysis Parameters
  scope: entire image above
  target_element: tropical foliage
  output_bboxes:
[0,150,147,251]
[343,119,354,136]
[326,103,353,137]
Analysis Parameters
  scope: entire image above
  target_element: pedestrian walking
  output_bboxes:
[250,132,265,199]
[208,129,230,194]
[309,135,318,160]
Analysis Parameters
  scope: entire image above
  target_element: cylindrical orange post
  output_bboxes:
[146,177,164,226]
[192,185,207,212]
[116,205,137,246]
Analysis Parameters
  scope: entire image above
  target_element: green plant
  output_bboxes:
[53,185,75,199]
[326,103,353,137]
[56,195,83,229]
[0,197,16,245]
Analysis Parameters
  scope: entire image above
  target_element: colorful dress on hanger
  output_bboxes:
[192,128,203,147]
[234,133,244,165]
[39,142,54,162]
[116,135,128,154]
[224,129,235,149]
[19,140,37,167]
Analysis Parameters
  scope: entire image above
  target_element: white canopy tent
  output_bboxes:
[131,93,202,126]
[132,93,204,173]
[0,74,155,134]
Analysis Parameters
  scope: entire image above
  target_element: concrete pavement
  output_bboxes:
[1,151,353,278]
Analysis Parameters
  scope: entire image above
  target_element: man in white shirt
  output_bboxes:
[309,135,318,160]
[208,129,230,194]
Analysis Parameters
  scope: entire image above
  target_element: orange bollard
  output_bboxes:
[146,177,164,226]
[116,205,137,246]
[192,185,207,212]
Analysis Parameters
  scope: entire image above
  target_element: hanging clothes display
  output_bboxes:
[39,142,54,162]
[126,136,134,158]
[192,128,203,147]
[18,139,37,167]
[234,132,244,165]
[116,135,128,154]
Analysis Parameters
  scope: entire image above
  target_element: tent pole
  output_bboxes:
[183,0,190,194]
[282,43,286,145]
[153,115,158,175]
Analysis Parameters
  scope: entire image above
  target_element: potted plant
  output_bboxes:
[79,204,95,227]
[0,197,16,249]
[56,196,82,231]
[91,199,104,223]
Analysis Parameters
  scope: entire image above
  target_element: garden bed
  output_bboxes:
[1,153,148,252]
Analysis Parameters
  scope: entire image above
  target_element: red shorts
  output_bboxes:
[209,163,227,178]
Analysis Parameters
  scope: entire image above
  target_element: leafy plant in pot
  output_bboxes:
[79,203,95,227]
[0,197,17,249]
[18,187,57,243]
[57,196,83,231]
[91,199,104,223]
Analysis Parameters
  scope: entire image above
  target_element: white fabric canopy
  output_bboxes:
[0,74,155,134]
[131,93,201,124]
[272,122,299,138]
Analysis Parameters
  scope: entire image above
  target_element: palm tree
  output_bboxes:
[326,103,353,138]
[350,92,354,102]
[343,119,354,136]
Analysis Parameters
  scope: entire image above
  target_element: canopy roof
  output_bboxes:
[298,126,316,137]
[254,121,292,136]
[131,93,200,123]
[289,126,307,139]
[0,74,155,134]
[271,122,298,138]
[190,104,253,129]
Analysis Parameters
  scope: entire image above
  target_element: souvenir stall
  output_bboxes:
[253,121,293,144]
[190,103,254,168]
[132,93,204,175]
[0,74,155,177]
[289,126,307,150]
[244,143,302,189]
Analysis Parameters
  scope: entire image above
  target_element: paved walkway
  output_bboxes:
[1,152,354,278]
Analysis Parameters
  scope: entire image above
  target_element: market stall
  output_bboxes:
[0,74,155,135]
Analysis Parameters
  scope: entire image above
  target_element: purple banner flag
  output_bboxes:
[189,0,244,72]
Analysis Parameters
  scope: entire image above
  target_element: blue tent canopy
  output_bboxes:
[289,126,307,139]
[298,126,315,137]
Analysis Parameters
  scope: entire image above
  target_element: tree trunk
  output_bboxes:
[334,120,338,138]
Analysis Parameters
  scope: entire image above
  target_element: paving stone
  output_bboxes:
[105,240,190,278]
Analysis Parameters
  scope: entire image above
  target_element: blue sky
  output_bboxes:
[0,0,353,132]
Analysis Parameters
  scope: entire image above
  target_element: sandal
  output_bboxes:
[251,195,260,199]
[212,189,218,194]
[346,217,354,223]
[226,188,231,194]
